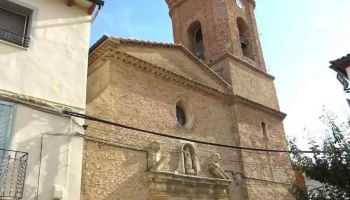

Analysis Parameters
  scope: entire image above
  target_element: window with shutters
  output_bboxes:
[0,1,33,48]
[0,100,15,150]
[0,101,26,200]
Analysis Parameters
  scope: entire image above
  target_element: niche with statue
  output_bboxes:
[147,142,232,200]
[175,143,200,176]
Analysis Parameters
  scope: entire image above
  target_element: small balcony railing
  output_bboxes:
[0,149,28,200]
[0,28,30,48]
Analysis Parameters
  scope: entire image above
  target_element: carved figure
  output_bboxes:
[184,147,195,174]
[148,141,167,171]
[175,143,199,175]
[208,153,230,180]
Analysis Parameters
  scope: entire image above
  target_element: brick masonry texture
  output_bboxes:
[81,57,294,199]
[82,0,295,199]
[82,59,245,199]
[169,0,266,71]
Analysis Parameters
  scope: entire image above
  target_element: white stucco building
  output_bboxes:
[305,178,325,197]
[0,0,103,199]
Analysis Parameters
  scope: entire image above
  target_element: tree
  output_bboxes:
[289,109,350,199]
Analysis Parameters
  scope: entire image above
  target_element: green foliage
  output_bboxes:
[289,109,350,199]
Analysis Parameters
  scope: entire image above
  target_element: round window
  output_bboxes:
[236,0,244,9]
[176,105,186,126]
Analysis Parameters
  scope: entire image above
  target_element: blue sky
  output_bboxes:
[90,1,350,148]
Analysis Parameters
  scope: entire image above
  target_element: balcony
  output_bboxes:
[0,28,30,48]
[0,149,28,200]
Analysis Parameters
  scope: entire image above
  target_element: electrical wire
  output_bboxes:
[85,125,292,167]
[80,132,296,187]
[80,131,293,170]
[63,110,314,154]
[76,120,296,188]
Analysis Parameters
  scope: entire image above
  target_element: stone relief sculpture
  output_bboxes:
[175,143,200,175]
[148,141,167,171]
[148,141,230,181]
[208,153,230,180]
[148,143,232,199]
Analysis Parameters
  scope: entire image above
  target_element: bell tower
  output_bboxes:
[165,0,266,71]
[165,0,280,110]
[163,1,294,199]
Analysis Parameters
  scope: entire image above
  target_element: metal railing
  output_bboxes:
[0,149,28,199]
[0,28,30,48]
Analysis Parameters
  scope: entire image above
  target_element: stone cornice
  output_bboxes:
[148,171,231,198]
[246,0,256,8]
[117,38,232,90]
[0,92,83,116]
[89,37,232,90]
[233,95,286,119]
[148,171,232,185]
[165,0,256,15]
[209,52,275,80]
[165,0,187,14]
[89,37,286,119]
[101,49,231,100]
[89,37,119,66]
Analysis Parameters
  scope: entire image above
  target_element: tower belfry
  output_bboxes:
[165,0,266,71]
[165,0,279,110]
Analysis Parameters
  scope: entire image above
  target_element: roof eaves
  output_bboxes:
[89,35,109,54]
[329,54,350,69]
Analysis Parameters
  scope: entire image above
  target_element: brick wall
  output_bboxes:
[235,104,295,199]
[168,0,266,70]
[81,59,245,200]
[81,142,149,200]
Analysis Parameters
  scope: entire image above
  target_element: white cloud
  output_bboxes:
[312,16,329,27]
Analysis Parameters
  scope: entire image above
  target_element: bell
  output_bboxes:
[240,36,247,48]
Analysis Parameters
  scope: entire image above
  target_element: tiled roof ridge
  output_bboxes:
[114,36,178,47]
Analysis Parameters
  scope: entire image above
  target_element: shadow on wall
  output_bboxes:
[13,106,73,200]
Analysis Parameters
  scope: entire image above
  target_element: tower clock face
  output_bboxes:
[236,0,244,9]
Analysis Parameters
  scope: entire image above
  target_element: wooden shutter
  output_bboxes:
[0,7,27,45]
[0,100,15,150]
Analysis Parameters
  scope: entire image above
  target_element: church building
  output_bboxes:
[82,0,295,199]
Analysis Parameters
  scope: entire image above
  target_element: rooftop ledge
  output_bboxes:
[67,0,105,15]
[148,171,232,198]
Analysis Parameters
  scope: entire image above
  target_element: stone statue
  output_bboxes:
[208,153,230,180]
[148,141,168,171]
[175,143,199,175]
[184,147,195,174]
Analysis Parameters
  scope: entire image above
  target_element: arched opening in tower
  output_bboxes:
[237,17,254,61]
[187,21,205,60]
